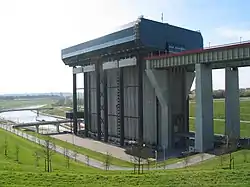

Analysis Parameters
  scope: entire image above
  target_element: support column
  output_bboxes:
[137,56,143,145]
[195,63,214,152]
[103,70,109,142]
[145,69,171,149]
[84,72,89,137]
[225,67,240,139]
[96,62,101,140]
[73,71,78,135]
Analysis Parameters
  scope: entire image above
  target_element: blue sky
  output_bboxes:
[0,0,250,94]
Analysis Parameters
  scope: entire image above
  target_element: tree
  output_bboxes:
[72,150,78,162]
[15,144,20,162]
[183,155,189,168]
[4,137,8,157]
[242,150,248,163]
[43,138,54,172]
[200,153,205,162]
[103,152,112,171]
[85,155,89,166]
[130,145,145,174]
[65,148,70,169]
[146,158,152,170]
[33,150,41,167]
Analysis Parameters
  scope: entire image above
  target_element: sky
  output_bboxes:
[0,0,250,94]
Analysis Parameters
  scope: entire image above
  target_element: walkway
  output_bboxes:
[0,124,215,170]
[52,134,133,162]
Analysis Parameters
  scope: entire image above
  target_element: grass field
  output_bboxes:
[0,128,98,174]
[189,99,250,137]
[24,130,133,167]
[0,98,56,109]
[42,106,72,117]
[2,125,250,186]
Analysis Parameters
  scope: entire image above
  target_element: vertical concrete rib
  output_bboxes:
[137,56,143,145]
[96,62,101,140]
[119,68,125,146]
[84,72,89,137]
[225,67,240,139]
[73,70,78,135]
[195,63,214,152]
[103,70,109,142]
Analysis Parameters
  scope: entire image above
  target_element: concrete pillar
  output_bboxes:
[225,67,240,139]
[36,125,39,133]
[195,63,214,152]
[145,69,172,149]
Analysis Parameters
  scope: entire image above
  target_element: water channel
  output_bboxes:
[0,105,69,133]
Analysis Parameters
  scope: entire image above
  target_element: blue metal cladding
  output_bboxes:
[62,24,136,59]
[139,18,203,51]
[61,18,203,62]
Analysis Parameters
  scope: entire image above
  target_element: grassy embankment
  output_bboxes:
[189,98,250,137]
[1,128,250,186]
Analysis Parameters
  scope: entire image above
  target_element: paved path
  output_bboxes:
[52,134,134,162]
[189,116,250,123]
[0,124,215,171]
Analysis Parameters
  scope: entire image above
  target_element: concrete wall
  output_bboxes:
[123,66,139,140]
[107,69,118,137]
[89,71,97,133]
[143,71,157,144]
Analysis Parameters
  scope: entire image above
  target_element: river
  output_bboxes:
[0,105,69,133]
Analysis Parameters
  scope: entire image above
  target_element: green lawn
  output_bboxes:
[1,127,250,186]
[191,149,250,170]
[190,99,250,121]
[42,106,72,117]
[190,99,250,137]
[24,130,133,167]
[0,128,97,173]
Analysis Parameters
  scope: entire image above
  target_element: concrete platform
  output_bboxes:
[51,134,136,162]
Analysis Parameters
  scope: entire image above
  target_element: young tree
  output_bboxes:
[227,135,238,170]
[103,152,112,171]
[4,137,8,157]
[242,150,248,163]
[33,150,41,167]
[85,155,89,166]
[43,138,54,172]
[65,148,70,169]
[183,155,189,168]
[72,150,78,162]
[200,153,205,162]
[15,144,20,162]
[146,158,151,171]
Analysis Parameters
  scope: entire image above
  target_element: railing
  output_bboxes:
[145,40,250,60]
[204,40,250,50]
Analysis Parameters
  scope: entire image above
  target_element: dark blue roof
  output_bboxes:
[61,18,203,65]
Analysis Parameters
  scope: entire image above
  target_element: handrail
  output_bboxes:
[145,40,250,60]
[204,40,250,49]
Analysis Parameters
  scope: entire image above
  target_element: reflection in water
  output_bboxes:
[0,105,68,133]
